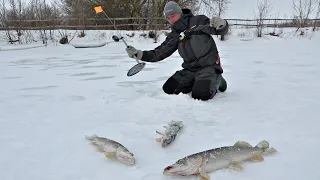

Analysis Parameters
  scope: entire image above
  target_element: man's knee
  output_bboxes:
[191,80,217,100]
[218,76,227,92]
[162,77,192,95]
[162,77,179,94]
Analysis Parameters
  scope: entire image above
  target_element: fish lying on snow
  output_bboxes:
[163,140,277,180]
[156,120,183,147]
[85,134,135,165]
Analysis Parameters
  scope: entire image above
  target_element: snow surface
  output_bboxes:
[0,28,320,180]
[0,44,47,51]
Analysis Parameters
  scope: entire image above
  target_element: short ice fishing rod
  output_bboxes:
[89,0,146,76]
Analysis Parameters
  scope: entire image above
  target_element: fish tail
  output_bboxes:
[234,141,253,148]
[255,140,269,149]
[85,134,98,141]
[168,120,183,127]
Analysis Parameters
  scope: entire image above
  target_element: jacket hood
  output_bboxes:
[181,8,193,17]
[171,8,194,33]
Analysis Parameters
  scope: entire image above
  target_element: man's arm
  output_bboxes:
[191,15,229,36]
[141,31,180,62]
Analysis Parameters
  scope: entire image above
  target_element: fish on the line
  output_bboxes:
[85,134,135,165]
[163,140,277,180]
[156,120,183,147]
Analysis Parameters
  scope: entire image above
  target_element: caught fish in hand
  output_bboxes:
[85,134,135,165]
[156,120,183,147]
[163,140,277,180]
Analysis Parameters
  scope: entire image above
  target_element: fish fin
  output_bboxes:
[156,131,164,135]
[230,161,243,171]
[255,140,269,149]
[156,130,164,143]
[94,145,104,152]
[105,152,117,159]
[234,141,252,148]
[263,147,277,155]
[198,167,210,180]
[86,138,104,152]
[249,154,264,162]
[85,134,98,140]
[197,156,210,180]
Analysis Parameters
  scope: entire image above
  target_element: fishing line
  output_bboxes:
[87,0,146,76]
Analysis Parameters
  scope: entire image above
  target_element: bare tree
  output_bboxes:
[0,0,5,26]
[47,0,63,40]
[292,0,316,30]
[0,0,15,43]
[6,0,26,43]
[214,0,231,17]
[197,0,230,17]
[62,0,93,36]
[150,0,161,42]
[272,11,279,33]
[197,0,215,16]
[29,0,48,44]
[313,0,320,31]
[254,0,272,37]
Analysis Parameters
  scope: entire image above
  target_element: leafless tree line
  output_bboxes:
[0,0,320,44]
[253,0,320,37]
[0,0,64,44]
[292,0,320,32]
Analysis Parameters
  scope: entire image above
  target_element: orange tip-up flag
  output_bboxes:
[94,6,103,13]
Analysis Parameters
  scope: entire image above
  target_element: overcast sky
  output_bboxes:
[225,0,295,19]
[21,0,298,19]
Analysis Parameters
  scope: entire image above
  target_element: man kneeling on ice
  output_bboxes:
[125,1,228,101]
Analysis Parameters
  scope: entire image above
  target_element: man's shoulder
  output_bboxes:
[194,14,209,18]
[190,14,209,21]
[189,14,210,24]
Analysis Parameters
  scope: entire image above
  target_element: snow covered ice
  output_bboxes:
[0,29,320,180]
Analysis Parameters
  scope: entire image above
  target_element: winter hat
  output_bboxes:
[163,1,182,18]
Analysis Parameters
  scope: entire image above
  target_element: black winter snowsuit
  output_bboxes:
[140,9,228,100]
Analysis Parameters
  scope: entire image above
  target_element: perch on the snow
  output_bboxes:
[156,120,183,147]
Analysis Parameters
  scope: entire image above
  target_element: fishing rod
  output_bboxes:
[88,0,146,76]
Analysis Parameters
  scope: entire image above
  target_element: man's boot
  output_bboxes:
[218,76,227,92]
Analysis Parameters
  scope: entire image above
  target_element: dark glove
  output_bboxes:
[210,17,229,35]
[125,45,143,60]
[210,16,227,30]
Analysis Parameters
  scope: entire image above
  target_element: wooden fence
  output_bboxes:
[1,17,319,30]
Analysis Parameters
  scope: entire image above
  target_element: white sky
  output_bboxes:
[225,0,295,19]
[21,0,298,19]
